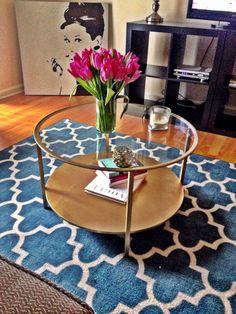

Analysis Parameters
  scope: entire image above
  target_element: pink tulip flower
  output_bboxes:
[100,59,113,82]
[111,60,127,81]
[81,48,93,60]
[91,52,103,70]
[125,59,141,84]
[68,53,93,81]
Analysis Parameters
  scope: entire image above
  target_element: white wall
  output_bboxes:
[0,0,192,98]
[0,1,24,97]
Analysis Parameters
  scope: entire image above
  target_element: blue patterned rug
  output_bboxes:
[0,119,235,314]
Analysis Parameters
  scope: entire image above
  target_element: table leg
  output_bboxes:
[36,144,49,209]
[179,157,188,184]
[124,171,134,255]
[179,128,191,184]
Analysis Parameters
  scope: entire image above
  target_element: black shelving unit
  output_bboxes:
[207,29,236,137]
[125,20,236,137]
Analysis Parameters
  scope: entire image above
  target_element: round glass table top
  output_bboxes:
[33,101,198,172]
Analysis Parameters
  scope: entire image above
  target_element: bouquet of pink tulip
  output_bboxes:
[68,47,141,104]
[68,47,141,132]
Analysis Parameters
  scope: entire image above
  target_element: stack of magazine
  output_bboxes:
[84,157,147,204]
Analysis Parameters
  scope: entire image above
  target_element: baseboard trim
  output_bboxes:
[0,84,24,99]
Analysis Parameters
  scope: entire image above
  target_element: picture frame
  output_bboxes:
[15,1,109,95]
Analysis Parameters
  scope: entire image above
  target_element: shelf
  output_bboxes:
[140,64,167,79]
[127,20,224,36]
[224,105,236,116]
[172,103,204,127]
[140,64,210,85]
[168,77,209,85]
[46,165,184,234]
[216,113,236,129]
[214,113,236,136]
[126,20,236,137]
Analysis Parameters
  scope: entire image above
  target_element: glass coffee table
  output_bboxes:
[33,101,198,254]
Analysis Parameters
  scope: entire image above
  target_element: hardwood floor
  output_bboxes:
[1,93,236,163]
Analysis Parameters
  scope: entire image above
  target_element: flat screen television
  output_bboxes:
[187,0,236,29]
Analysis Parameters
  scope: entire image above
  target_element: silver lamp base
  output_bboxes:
[146,0,163,24]
[146,12,163,24]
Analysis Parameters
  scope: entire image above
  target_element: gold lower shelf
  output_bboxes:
[46,165,184,234]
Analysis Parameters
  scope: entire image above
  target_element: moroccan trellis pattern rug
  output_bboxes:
[0,119,235,314]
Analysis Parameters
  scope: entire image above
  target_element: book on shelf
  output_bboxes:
[84,175,144,204]
[95,169,147,187]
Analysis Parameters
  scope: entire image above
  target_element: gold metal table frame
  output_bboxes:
[33,103,198,255]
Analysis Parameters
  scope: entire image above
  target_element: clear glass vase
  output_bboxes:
[96,98,117,133]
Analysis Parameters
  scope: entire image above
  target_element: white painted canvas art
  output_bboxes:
[15,1,109,95]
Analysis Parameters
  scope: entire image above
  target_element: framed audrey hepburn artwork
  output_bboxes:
[15,1,109,95]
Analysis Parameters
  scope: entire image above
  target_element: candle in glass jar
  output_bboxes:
[149,106,171,130]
